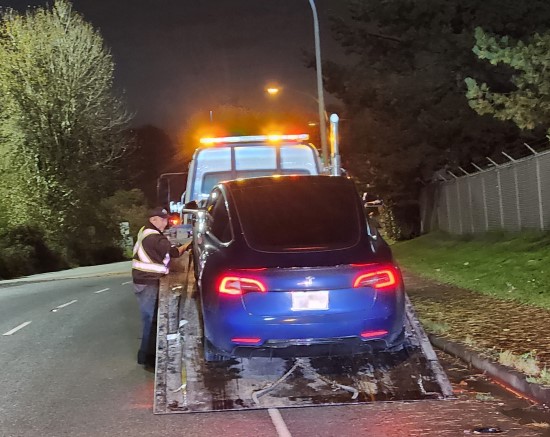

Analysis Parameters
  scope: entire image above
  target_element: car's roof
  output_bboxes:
[221,175,354,191]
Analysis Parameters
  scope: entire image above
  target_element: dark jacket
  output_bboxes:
[132,222,181,285]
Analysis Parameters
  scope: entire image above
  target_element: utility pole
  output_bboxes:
[308,0,328,168]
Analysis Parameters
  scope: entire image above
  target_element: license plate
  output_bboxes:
[291,291,329,311]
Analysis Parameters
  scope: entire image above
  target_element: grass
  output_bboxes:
[527,422,550,429]
[499,350,541,376]
[475,392,495,401]
[418,317,449,335]
[392,231,550,309]
[498,350,550,386]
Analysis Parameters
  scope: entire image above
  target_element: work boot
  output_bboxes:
[137,350,147,365]
[144,353,156,369]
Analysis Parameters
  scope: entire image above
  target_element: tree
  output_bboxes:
[466,28,550,134]
[124,125,179,206]
[0,0,131,251]
[325,0,550,207]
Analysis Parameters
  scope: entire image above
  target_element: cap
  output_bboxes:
[148,207,169,219]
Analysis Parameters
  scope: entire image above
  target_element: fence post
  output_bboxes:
[467,177,474,233]
[497,169,505,229]
[481,175,489,231]
[445,185,452,233]
[455,180,463,234]
[536,157,545,230]
[513,167,521,230]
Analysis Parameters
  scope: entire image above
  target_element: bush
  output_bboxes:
[0,225,67,279]
[100,189,149,237]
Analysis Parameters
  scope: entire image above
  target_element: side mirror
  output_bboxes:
[181,200,199,214]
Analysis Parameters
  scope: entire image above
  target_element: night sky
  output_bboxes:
[2,0,346,138]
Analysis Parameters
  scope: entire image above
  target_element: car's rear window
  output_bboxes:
[231,178,362,251]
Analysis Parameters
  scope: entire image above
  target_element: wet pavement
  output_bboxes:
[439,351,550,435]
[405,270,550,433]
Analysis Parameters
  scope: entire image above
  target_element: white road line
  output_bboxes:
[51,299,78,312]
[268,409,292,437]
[3,321,32,336]
[94,288,110,294]
[121,281,132,285]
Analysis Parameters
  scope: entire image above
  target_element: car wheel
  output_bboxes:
[203,337,230,362]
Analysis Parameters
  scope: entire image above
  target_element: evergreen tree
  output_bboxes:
[466,28,550,135]
[325,0,550,207]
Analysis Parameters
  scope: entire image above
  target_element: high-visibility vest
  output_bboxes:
[131,226,170,274]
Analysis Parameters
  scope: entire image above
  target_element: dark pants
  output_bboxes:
[133,282,159,365]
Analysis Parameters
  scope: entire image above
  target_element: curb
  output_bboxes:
[0,261,132,287]
[0,271,129,287]
[429,333,550,405]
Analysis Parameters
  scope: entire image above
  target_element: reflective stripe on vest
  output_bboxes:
[132,226,170,275]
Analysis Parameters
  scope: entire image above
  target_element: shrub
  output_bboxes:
[0,225,67,279]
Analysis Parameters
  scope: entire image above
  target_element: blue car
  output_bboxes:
[188,175,405,361]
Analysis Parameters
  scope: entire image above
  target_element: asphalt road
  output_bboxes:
[0,264,547,437]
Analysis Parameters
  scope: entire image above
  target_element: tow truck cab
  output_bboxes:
[183,134,323,207]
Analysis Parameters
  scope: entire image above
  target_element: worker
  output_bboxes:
[132,207,186,368]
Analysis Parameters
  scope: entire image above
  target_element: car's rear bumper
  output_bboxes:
[204,297,405,357]
[231,330,405,358]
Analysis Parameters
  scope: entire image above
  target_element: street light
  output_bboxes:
[264,85,329,123]
[308,0,328,168]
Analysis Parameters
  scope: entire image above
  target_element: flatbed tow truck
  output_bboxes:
[154,132,453,414]
[153,251,453,414]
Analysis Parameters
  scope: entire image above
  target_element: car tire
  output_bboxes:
[203,337,230,362]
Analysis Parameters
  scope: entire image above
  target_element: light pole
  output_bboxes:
[308,0,328,168]
[329,113,341,176]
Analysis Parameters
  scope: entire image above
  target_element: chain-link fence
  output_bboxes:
[420,149,550,234]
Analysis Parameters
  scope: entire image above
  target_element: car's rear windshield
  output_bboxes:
[231,178,362,252]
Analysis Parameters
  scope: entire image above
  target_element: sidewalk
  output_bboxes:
[0,261,131,286]
[404,270,550,403]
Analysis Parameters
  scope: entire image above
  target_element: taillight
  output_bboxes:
[360,330,388,338]
[168,215,181,226]
[353,266,398,290]
[218,276,267,295]
[231,337,261,344]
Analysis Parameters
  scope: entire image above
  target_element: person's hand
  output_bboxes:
[178,243,190,255]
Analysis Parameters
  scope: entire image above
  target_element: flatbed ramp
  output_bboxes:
[154,255,453,414]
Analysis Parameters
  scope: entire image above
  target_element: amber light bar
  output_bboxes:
[200,134,309,145]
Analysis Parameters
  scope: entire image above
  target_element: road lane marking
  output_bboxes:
[3,321,32,336]
[51,299,78,312]
[122,281,132,285]
[268,409,292,437]
[94,288,110,294]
